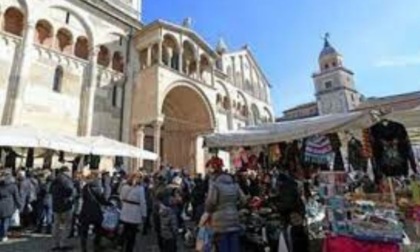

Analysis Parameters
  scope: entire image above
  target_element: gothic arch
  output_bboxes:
[161,81,216,128]
[75,36,89,60]
[3,6,25,36]
[55,27,73,54]
[263,107,273,122]
[251,104,260,125]
[162,33,180,69]
[97,45,111,67]
[112,51,124,72]
[182,40,197,75]
[36,3,96,47]
[35,19,53,46]
[236,91,249,117]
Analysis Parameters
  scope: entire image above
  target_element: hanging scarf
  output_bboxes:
[304,135,333,165]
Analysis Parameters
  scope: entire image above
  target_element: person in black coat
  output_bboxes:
[50,167,75,251]
[36,171,53,234]
[79,172,108,252]
[0,169,22,241]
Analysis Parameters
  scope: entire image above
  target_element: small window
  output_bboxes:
[65,12,70,24]
[325,81,332,89]
[112,85,118,107]
[53,66,63,92]
[351,94,355,101]
[119,36,123,46]
[332,62,337,67]
[324,64,329,69]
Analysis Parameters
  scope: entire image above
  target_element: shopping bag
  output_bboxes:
[278,231,289,252]
[101,207,120,232]
[10,209,20,228]
[196,227,214,252]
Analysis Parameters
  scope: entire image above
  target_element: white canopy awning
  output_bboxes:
[204,111,375,148]
[76,136,158,161]
[0,125,91,154]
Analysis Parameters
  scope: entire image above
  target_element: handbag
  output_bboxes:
[87,185,120,231]
[10,209,20,228]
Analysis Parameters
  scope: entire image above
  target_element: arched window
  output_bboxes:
[75,36,89,60]
[112,52,124,72]
[53,66,64,92]
[162,34,180,70]
[3,7,25,36]
[35,20,53,46]
[56,28,73,54]
[97,45,110,67]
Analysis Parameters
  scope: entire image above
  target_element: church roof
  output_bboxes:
[319,35,339,59]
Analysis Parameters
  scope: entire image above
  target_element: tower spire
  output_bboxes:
[323,32,331,48]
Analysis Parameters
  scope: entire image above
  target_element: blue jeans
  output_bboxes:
[0,217,11,239]
[37,204,53,229]
[216,231,240,252]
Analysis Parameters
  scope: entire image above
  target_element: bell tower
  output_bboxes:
[312,34,360,115]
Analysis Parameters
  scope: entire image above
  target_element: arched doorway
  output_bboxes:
[161,85,214,171]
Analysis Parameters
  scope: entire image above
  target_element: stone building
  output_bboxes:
[278,36,420,121]
[0,0,274,172]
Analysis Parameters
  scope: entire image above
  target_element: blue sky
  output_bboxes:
[143,0,420,116]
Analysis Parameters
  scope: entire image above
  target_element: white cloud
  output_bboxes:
[375,52,420,67]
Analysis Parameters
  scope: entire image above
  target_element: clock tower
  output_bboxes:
[312,34,360,115]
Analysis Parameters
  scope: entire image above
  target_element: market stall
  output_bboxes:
[203,107,420,252]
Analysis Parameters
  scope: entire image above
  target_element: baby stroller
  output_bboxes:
[97,195,122,248]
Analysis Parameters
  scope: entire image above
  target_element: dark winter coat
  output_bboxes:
[18,177,32,212]
[0,175,22,218]
[50,173,75,213]
[38,177,52,207]
[102,174,111,201]
[79,179,107,225]
[205,173,246,233]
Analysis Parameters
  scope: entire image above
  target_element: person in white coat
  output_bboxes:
[119,172,147,252]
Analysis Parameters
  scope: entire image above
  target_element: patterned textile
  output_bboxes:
[304,135,333,165]
[363,129,373,159]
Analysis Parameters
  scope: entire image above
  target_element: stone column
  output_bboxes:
[231,56,237,87]
[240,55,245,90]
[146,45,152,67]
[158,40,163,65]
[167,48,173,67]
[196,56,201,80]
[210,60,215,87]
[81,47,99,136]
[185,60,190,75]
[135,124,145,169]
[153,118,164,171]
[179,46,183,72]
[3,21,36,125]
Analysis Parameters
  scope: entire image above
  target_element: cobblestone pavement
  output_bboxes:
[0,231,191,252]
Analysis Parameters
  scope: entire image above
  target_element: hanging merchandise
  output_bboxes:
[328,133,345,171]
[348,137,368,172]
[370,120,417,177]
[362,128,373,159]
[205,149,224,170]
[304,135,334,165]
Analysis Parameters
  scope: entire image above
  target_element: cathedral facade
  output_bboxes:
[0,0,274,172]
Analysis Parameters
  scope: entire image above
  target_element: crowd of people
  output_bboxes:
[0,156,311,252]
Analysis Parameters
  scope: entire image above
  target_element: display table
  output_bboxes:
[323,235,400,252]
